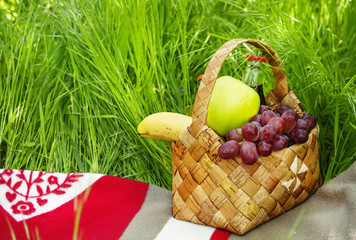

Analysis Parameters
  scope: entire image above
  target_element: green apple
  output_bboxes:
[207,76,260,136]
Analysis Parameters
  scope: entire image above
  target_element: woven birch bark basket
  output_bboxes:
[171,39,322,235]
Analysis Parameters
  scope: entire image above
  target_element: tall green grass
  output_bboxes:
[1,0,355,189]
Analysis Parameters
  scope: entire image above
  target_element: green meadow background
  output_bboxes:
[1,0,355,190]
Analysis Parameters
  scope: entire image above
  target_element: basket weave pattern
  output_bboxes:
[171,39,321,235]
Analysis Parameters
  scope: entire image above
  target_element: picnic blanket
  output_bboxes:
[0,162,355,240]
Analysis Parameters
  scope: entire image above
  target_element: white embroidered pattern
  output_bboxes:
[0,169,103,221]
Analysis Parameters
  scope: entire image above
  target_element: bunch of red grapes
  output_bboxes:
[218,104,317,165]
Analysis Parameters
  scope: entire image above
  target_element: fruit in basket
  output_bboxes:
[218,140,240,159]
[137,112,192,142]
[296,119,308,131]
[242,123,259,142]
[217,104,318,163]
[252,114,261,122]
[261,110,277,126]
[274,105,291,116]
[259,105,269,114]
[272,135,289,150]
[281,110,298,133]
[257,141,272,156]
[259,124,278,142]
[251,121,262,130]
[289,128,309,144]
[207,76,260,136]
[240,141,259,165]
[302,114,317,132]
[268,117,286,135]
[227,128,243,142]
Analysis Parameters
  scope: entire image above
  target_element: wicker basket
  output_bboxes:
[171,39,322,235]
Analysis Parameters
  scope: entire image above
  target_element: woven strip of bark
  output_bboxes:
[171,39,321,235]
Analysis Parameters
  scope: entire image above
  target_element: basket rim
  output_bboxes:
[190,38,304,128]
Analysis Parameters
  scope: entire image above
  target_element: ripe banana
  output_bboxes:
[137,112,192,142]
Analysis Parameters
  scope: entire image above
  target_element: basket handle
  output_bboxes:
[191,38,291,123]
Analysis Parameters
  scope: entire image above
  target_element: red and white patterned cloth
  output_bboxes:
[0,169,231,240]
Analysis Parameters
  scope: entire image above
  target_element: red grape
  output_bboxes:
[220,105,316,160]
[261,110,277,126]
[240,141,259,165]
[251,121,262,130]
[282,134,290,143]
[218,140,240,159]
[268,116,286,135]
[281,110,298,133]
[227,128,243,142]
[274,105,291,116]
[257,141,272,157]
[302,114,317,132]
[289,129,309,144]
[296,119,308,131]
[272,135,288,150]
[259,105,269,114]
[252,114,262,123]
[259,124,278,142]
[242,123,259,142]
